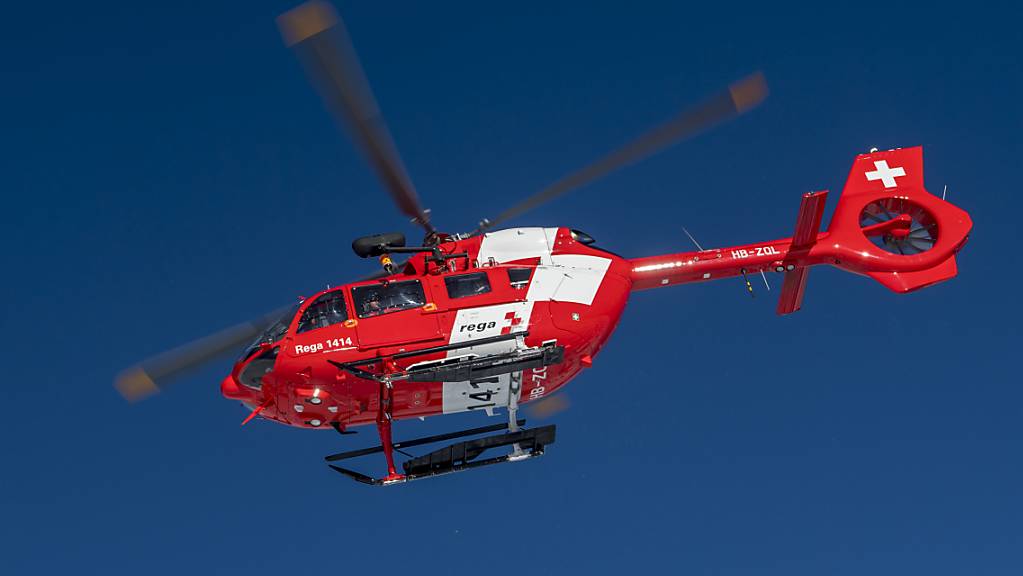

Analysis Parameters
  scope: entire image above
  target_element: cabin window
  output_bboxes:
[296,290,349,333]
[444,272,492,299]
[352,280,427,318]
[507,267,533,289]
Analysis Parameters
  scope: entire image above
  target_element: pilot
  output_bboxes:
[364,294,383,316]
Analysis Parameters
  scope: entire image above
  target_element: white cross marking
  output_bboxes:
[865,160,906,188]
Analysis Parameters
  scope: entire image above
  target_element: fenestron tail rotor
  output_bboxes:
[474,72,768,234]
[859,198,938,256]
[278,0,435,236]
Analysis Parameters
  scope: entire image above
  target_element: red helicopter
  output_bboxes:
[116,1,973,485]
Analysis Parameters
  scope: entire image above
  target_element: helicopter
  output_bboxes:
[115,1,973,485]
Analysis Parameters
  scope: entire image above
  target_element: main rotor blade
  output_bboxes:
[278,1,435,235]
[524,394,571,420]
[476,72,768,233]
[114,307,292,402]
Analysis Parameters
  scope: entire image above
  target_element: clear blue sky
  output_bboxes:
[3,2,1021,574]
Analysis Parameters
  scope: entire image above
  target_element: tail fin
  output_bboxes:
[778,146,972,314]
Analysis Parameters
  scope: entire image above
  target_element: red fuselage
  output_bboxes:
[223,227,633,429]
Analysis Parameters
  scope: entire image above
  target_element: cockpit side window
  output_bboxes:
[296,290,349,334]
[444,272,491,299]
[352,280,426,318]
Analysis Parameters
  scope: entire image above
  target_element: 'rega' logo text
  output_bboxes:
[459,321,497,333]
[295,342,325,354]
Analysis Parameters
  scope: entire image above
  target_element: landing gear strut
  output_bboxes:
[324,373,556,485]
[375,380,404,483]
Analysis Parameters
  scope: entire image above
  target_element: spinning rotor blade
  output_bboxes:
[524,394,571,420]
[278,1,435,235]
[115,307,291,402]
[476,72,768,233]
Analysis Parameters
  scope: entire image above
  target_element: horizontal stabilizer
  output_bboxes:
[777,190,827,315]
[791,190,828,248]
[776,267,810,315]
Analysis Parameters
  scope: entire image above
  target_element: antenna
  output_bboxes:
[740,268,755,298]
[942,184,948,201]
[686,226,763,296]
[682,227,705,251]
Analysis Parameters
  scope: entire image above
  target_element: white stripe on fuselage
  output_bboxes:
[477,227,557,266]
[441,302,531,414]
[527,254,612,306]
[440,228,612,414]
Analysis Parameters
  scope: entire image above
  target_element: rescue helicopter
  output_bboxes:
[115,0,973,485]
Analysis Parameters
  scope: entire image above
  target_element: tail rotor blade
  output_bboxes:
[278,1,435,235]
[476,72,768,233]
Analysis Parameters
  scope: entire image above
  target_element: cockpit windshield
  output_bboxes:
[239,346,278,390]
[240,303,299,361]
[296,290,348,333]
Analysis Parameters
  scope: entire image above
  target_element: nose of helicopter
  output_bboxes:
[221,374,246,399]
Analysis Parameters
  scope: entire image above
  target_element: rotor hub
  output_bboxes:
[859,198,938,256]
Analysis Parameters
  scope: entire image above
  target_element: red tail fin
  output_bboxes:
[826,146,971,289]
[777,146,972,314]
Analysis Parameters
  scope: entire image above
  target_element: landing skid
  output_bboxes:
[325,421,556,485]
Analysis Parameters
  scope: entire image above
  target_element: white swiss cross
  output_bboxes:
[865,160,907,188]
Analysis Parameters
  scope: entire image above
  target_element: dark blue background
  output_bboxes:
[3,2,1021,574]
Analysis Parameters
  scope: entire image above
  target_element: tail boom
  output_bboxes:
[629,146,973,312]
[629,236,814,290]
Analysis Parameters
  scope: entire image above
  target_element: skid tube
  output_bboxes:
[325,420,556,485]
